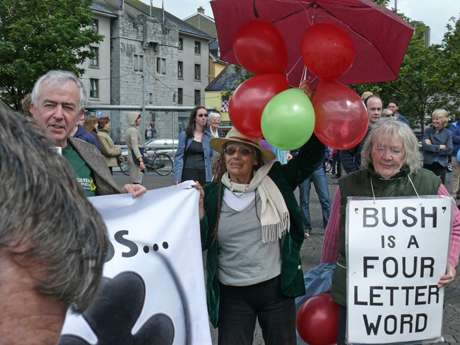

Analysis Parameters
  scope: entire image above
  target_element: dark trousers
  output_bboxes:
[423,162,447,184]
[218,276,296,345]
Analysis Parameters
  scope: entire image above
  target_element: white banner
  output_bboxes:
[346,196,451,344]
[59,183,212,345]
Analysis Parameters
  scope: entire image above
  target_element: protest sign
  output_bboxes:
[347,196,451,344]
[59,183,212,345]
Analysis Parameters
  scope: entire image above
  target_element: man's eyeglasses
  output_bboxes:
[223,145,254,156]
[197,113,208,118]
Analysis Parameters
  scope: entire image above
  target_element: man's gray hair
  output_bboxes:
[361,119,422,174]
[31,70,87,110]
[0,101,107,311]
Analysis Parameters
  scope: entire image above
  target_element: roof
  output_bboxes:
[90,2,118,17]
[183,12,215,23]
[206,65,250,92]
[125,0,213,40]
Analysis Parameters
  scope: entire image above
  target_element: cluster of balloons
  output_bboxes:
[230,21,315,150]
[296,293,339,345]
[301,23,369,150]
[229,20,369,151]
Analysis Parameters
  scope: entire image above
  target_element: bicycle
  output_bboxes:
[144,150,173,176]
[117,150,173,176]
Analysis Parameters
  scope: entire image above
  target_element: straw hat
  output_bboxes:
[210,127,275,163]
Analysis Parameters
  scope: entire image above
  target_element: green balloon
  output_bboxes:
[261,88,315,150]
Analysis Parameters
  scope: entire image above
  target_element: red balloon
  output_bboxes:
[313,80,368,150]
[229,74,289,138]
[233,20,288,74]
[301,23,355,80]
[296,293,339,345]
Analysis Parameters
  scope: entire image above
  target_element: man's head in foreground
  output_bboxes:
[0,101,108,344]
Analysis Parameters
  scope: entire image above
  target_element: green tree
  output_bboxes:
[373,0,390,6]
[355,20,445,129]
[438,16,460,114]
[0,0,101,109]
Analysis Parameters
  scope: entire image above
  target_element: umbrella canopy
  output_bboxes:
[211,0,414,86]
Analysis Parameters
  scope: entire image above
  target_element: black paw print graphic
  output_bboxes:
[59,271,174,345]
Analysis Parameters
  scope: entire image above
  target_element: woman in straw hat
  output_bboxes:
[194,127,324,345]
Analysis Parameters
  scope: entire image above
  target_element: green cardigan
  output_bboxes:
[200,136,324,327]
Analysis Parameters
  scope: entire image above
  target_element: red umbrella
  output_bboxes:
[211,0,414,86]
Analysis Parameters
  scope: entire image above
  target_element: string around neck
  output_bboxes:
[369,173,421,203]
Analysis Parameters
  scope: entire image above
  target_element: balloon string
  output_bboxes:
[286,56,303,79]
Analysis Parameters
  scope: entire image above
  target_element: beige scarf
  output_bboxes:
[221,161,290,243]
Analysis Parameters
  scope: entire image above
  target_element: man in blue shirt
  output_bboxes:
[387,101,410,127]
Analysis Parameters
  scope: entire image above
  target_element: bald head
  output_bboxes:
[366,96,383,125]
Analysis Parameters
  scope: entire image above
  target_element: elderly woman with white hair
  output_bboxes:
[194,127,324,345]
[209,110,221,138]
[321,119,460,345]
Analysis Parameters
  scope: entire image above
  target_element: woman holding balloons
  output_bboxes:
[193,127,324,345]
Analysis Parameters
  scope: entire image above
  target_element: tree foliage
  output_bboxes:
[0,0,101,109]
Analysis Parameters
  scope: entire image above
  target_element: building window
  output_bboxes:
[178,61,183,79]
[149,92,153,104]
[156,57,166,75]
[90,78,99,99]
[89,46,99,68]
[177,88,183,105]
[92,19,99,33]
[194,64,201,81]
[134,54,143,72]
[194,89,201,106]
[178,38,183,50]
[194,41,201,55]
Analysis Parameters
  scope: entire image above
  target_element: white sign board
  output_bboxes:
[59,183,212,345]
[347,196,451,344]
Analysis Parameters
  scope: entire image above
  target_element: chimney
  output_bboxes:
[197,6,205,14]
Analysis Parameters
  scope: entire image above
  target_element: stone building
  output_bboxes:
[82,0,211,142]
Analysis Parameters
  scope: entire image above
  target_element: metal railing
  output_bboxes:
[85,104,197,144]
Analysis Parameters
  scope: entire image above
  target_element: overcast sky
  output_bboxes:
[146,0,460,45]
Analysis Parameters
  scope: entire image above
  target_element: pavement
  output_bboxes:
[113,171,460,345]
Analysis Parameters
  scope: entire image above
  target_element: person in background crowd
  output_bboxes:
[422,109,453,184]
[21,93,33,117]
[174,106,213,186]
[298,152,330,237]
[360,91,373,102]
[72,114,100,150]
[194,127,324,345]
[321,119,460,345]
[330,148,342,178]
[97,116,121,174]
[209,110,222,179]
[387,101,410,126]
[448,113,460,193]
[83,115,102,150]
[145,121,157,140]
[0,100,108,345]
[209,111,221,138]
[341,95,383,174]
[125,112,145,185]
[381,108,394,118]
[30,70,145,198]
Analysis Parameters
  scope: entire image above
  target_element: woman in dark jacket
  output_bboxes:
[321,120,460,345]
[194,127,323,345]
[173,106,213,186]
